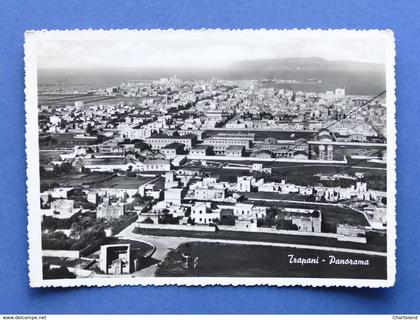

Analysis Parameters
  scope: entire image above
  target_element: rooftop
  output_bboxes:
[220,208,234,216]
[281,208,321,218]
[192,144,212,150]
[162,142,184,149]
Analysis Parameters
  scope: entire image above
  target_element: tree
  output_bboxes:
[133,192,142,199]
[86,123,96,135]
[125,202,135,211]
[57,161,73,175]
[81,202,96,210]
[70,222,83,239]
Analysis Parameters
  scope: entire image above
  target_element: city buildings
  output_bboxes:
[43,199,76,219]
[97,198,125,219]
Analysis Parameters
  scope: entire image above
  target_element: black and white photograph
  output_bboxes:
[25,29,396,288]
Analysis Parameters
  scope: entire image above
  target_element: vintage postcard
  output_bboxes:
[25,29,396,288]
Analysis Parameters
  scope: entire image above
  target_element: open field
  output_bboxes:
[133,227,387,252]
[155,242,387,279]
[200,156,386,170]
[43,238,154,273]
[205,160,386,191]
[39,150,71,165]
[42,256,93,269]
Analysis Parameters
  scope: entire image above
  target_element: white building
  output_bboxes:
[337,224,367,243]
[141,159,171,172]
[281,208,322,233]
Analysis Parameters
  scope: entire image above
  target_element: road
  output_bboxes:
[115,222,387,277]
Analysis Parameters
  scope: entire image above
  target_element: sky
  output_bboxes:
[35,30,390,69]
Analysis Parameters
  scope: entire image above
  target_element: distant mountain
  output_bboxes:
[230,57,384,74]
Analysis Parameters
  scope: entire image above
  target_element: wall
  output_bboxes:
[136,222,337,238]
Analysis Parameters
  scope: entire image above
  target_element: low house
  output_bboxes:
[87,191,99,204]
[190,202,219,224]
[97,198,125,220]
[147,200,188,218]
[137,212,159,224]
[225,145,245,157]
[164,188,186,205]
[146,133,197,150]
[236,176,263,192]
